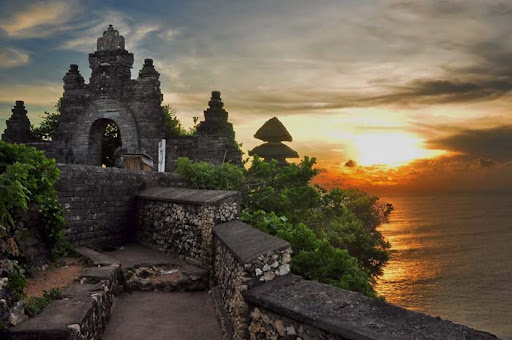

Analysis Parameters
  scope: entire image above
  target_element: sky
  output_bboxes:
[0,0,511,194]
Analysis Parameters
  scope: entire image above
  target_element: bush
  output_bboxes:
[7,261,27,301]
[177,156,393,296]
[176,157,245,191]
[0,141,69,258]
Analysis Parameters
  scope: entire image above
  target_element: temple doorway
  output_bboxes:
[88,118,122,167]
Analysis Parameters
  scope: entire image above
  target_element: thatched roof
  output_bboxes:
[249,142,299,158]
[254,117,293,142]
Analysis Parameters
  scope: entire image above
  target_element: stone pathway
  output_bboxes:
[94,244,222,340]
[102,291,222,340]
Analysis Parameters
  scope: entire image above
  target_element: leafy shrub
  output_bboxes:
[0,141,69,258]
[176,157,245,190]
[241,209,375,295]
[177,156,393,296]
[7,261,27,301]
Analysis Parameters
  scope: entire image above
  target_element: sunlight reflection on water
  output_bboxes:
[375,193,512,340]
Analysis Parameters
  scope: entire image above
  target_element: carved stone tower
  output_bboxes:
[2,101,35,143]
[89,25,134,92]
[196,91,243,166]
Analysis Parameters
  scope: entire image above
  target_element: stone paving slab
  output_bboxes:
[7,297,95,340]
[103,243,190,269]
[75,247,119,266]
[137,186,239,205]
[102,291,222,340]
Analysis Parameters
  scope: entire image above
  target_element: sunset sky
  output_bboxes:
[1,0,511,193]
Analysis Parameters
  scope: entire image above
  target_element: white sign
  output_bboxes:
[158,139,166,172]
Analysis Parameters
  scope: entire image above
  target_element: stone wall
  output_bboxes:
[136,187,240,268]
[244,275,499,340]
[248,307,344,340]
[165,136,198,172]
[56,164,184,247]
[212,221,292,340]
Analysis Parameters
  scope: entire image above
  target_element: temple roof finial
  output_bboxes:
[250,117,299,165]
[97,25,125,51]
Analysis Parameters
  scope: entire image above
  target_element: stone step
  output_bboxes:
[124,263,208,292]
[99,243,210,292]
[4,265,121,340]
[75,247,120,267]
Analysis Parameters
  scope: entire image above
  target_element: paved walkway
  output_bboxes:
[102,291,222,340]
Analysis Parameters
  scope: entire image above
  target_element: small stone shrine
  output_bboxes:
[249,117,299,165]
[2,101,35,143]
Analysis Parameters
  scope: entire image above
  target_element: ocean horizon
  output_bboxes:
[376,192,512,339]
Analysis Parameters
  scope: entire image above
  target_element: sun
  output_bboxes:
[353,133,444,167]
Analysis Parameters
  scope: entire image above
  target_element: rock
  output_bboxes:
[286,325,297,335]
[67,323,81,333]
[263,271,276,281]
[249,321,262,333]
[251,308,261,320]
[275,318,285,336]
[0,277,8,290]
[278,264,290,276]
[9,301,27,325]
[255,268,263,276]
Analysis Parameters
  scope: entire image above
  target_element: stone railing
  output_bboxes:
[212,220,293,340]
[243,274,499,340]
[136,187,240,268]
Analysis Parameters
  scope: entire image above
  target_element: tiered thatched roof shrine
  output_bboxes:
[249,117,298,165]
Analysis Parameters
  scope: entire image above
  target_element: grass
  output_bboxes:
[23,288,62,317]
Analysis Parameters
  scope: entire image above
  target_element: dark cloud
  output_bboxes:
[344,159,357,168]
[374,79,512,105]
[477,158,496,168]
[427,126,512,162]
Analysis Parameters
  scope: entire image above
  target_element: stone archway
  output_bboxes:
[69,99,140,165]
[88,119,122,167]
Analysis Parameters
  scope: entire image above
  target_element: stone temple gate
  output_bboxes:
[2,25,242,170]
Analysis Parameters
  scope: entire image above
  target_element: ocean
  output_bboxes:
[375,193,512,339]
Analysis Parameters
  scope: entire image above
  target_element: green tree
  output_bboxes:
[176,155,393,296]
[162,104,199,136]
[31,100,61,141]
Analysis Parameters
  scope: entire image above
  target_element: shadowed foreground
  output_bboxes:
[102,291,222,340]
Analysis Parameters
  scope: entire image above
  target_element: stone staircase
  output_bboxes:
[4,244,221,340]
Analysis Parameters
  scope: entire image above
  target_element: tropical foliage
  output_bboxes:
[0,141,69,258]
[31,100,61,141]
[163,104,199,136]
[176,156,392,296]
